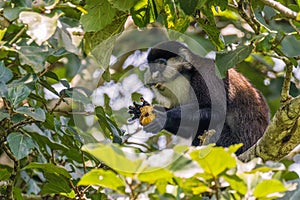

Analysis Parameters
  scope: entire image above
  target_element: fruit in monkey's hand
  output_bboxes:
[128,97,156,126]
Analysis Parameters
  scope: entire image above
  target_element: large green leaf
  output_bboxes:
[138,167,173,184]
[82,143,143,175]
[78,169,126,193]
[18,46,50,73]
[223,174,247,195]
[281,35,300,57]
[7,85,31,107]
[7,132,36,160]
[253,179,287,198]
[190,146,236,177]
[23,163,71,179]
[0,61,13,83]
[216,45,253,77]
[19,11,60,46]
[80,0,116,32]
[108,0,136,11]
[15,106,46,121]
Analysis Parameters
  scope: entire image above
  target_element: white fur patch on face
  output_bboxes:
[152,74,191,108]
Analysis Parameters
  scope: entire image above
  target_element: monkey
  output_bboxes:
[129,41,269,155]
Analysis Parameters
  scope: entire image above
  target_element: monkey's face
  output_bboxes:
[144,43,193,108]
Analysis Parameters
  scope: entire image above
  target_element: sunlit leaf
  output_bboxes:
[223,174,247,195]
[80,0,116,32]
[82,143,143,175]
[253,179,287,198]
[190,146,236,177]
[7,132,36,160]
[78,169,125,193]
[138,167,173,183]
[19,11,60,45]
[23,163,71,179]
[130,0,157,27]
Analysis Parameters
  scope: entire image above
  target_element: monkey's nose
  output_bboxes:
[152,71,160,79]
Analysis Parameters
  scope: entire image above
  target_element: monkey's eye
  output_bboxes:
[155,58,167,65]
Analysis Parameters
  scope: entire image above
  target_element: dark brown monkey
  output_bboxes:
[131,41,269,155]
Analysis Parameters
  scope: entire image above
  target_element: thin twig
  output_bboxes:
[8,26,27,45]
[2,144,19,200]
[260,0,298,19]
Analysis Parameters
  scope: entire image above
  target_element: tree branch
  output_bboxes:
[260,0,298,19]
[239,95,300,162]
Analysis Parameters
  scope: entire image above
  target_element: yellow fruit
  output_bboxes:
[139,105,156,126]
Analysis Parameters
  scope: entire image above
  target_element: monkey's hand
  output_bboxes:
[128,97,156,126]
[143,106,167,133]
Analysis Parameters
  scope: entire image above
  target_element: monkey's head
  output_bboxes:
[144,41,195,108]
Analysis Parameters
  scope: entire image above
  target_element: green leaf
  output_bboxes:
[78,169,126,193]
[19,11,60,45]
[23,163,71,179]
[15,106,46,121]
[281,35,300,57]
[95,106,122,143]
[130,0,157,27]
[108,0,136,11]
[3,7,24,21]
[138,168,173,184]
[18,46,50,73]
[27,132,68,152]
[0,168,11,181]
[38,79,60,96]
[179,0,198,15]
[190,146,236,177]
[7,132,36,160]
[0,110,9,121]
[63,88,90,104]
[223,174,247,195]
[253,179,287,198]
[41,172,75,198]
[198,6,224,49]
[84,12,126,53]
[7,85,31,107]
[216,45,253,77]
[0,61,13,83]
[80,0,116,32]
[82,143,143,175]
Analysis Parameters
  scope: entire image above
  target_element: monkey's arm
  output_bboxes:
[143,103,212,136]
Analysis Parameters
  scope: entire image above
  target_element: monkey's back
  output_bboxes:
[217,69,269,154]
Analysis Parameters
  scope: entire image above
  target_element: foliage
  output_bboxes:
[0,0,300,199]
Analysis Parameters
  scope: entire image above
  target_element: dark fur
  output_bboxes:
[146,41,269,155]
